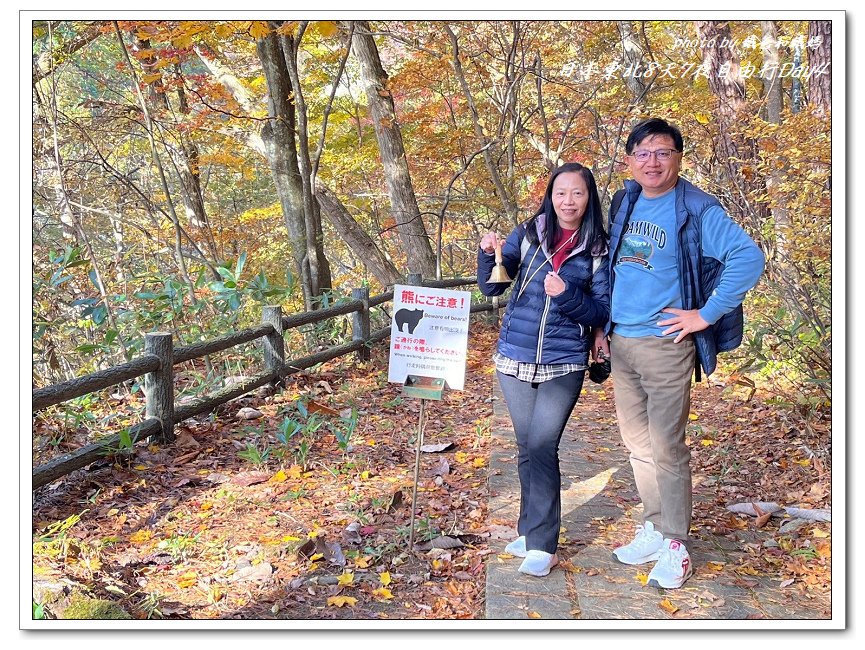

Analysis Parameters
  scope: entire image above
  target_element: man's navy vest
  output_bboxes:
[607,178,745,379]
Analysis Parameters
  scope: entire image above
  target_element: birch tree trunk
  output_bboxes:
[350,20,437,277]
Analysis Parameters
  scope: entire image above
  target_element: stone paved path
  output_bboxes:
[484,378,832,622]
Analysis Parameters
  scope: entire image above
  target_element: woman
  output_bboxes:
[477,162,610,577]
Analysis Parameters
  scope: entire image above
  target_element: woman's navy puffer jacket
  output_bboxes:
[477,216,610,366]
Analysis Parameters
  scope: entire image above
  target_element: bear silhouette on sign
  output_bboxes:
[394,308,424,334]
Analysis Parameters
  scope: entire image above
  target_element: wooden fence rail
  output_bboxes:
[32,276,497,490]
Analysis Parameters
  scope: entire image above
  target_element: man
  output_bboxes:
[594,118,764,589]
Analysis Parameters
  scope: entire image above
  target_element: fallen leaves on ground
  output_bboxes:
[32,322,501,620]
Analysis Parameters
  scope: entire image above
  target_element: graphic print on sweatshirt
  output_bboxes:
[616,220,668,271]
[611,191,681,337]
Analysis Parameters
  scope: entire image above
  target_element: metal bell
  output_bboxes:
[488,239,513,283]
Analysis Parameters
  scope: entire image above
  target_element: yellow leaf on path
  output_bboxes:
[701,439,715,446]
[695,112,711,124]
[498,553,515,560]
[177,572,197,588]
[129,530,152,544]
[372,588,394,600]
[107,508,120,516]
[327,596,357,608]
[659,598,679,614]
[338,572,355,586]
[707,561,725,571]
[795,459,811,466]
[355,555,372,568]
[282,535,301,542]
[286,465,302,479]
[636,572,649,585]
[134,465,148,471]
[473,457,486,468]
[361,471,370,480]
[737,565,760,576]
[200,502,213,511]
[527,611,542,619]
[455,452,468,463]
[379,571,392,586]
[812,528,830,538]
[269,470,287,483]
[310,553,324,561]
[688,413,699,421]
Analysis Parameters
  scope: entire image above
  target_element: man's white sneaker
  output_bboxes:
[504,536,527,557]
[611,521,664,565]
[647,538,693,589]
[518,550,559,577]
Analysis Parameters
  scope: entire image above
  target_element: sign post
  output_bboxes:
[388,285,471,548]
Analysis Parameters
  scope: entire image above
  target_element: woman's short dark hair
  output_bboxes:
[625,118,684,154]
[526,162,607,256]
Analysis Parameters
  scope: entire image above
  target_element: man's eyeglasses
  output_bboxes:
[629,149,680,162]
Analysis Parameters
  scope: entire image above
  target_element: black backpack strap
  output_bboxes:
[609,189,627,228]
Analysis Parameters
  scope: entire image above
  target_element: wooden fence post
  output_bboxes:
[145,332,174,443]
[407,273,423,286]
[352,288,371,361]
[262,305,285,386]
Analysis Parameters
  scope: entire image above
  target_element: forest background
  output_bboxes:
[20,10,845,627]
[29,16,833,416]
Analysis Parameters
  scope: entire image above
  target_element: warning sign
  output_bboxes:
[387,285,471,391]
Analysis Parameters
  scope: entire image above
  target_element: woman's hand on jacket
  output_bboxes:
[544,271,566,297]
[479,232,504,255]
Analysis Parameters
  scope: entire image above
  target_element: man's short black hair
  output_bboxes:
[626,118,684,154]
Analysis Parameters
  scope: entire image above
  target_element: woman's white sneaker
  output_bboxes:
[647,538,693,589]
[504,536,527,557]
[518,550,559,577]
[611,521,664,565]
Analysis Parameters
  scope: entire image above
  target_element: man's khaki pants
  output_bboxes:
[610,333,695,541]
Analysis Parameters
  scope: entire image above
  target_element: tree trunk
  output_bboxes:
[695,21,769,259]
[695,22,750,214]
[760,21,783,124]
[279,23,333,295]
[193,46,266,156]
[256,29,315,309]
[350,20,437,278]
[618,20,647,103]
[807,20,831,113]
[759,21,790,262]
[315,183,402,287]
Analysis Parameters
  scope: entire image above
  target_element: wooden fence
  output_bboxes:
[31,275,500,490]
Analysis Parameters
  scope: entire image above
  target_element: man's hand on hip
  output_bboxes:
[658,308,710,343]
